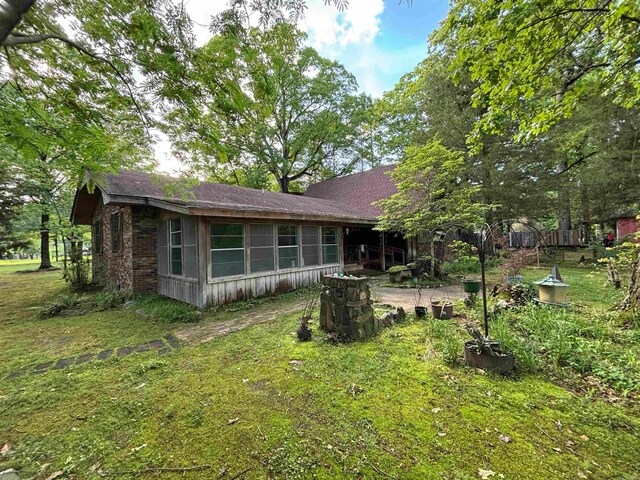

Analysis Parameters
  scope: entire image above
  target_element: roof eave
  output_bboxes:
[187,206,377,225]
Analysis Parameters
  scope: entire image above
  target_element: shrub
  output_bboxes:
[500,247,535,277]
[388,265,409,274]
[129,295,201,323]
[40,293,81,318]
[92,289,130,310]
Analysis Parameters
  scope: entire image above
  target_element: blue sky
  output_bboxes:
[297,0,450,97]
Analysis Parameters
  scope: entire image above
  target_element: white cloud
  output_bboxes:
[298,0,384,57]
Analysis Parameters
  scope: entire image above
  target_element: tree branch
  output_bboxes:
[3,32,148,125]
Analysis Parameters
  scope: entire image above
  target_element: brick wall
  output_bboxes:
[91,198,159,293]
[132,206,159,293]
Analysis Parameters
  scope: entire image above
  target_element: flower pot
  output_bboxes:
[414,306,427,318]
[463,341,514,374]
[430,301,453,320]
[297,326,312,341]
[505,275,524,285]
[461,279,481,294]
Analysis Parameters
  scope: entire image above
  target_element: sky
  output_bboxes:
[156,0,449,172]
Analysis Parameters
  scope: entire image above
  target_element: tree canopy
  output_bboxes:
[168,22,372,193]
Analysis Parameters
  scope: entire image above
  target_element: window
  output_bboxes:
[211,224,245,278]
[322,227,339,264]
[278,225,299,269]
[170,218,182,276]
[250,224,274,273]
[93,221,103,254]
[110,212,122,253]
[301,226,319,266]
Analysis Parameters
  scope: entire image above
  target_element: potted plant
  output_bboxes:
[430,297,454,319]
[407,261,420,278]
[500,247,534,285]
[463,325,514,374]
[297,290,317,341]
[388,265,409,283]
[414,285,426,318]
[461,278,481,294]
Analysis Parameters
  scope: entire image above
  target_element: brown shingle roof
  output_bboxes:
[304,165,396,217]
[81,170,378,224]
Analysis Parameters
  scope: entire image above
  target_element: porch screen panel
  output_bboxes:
[183,216,198,279]
[322,227,339,264]
[211,223,245,278]
[250,224,274,273]
[278,225,298,269]
[301,226,319,266]
[157,219,168,275]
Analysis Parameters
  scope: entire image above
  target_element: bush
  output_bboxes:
[92,289,130,310]
[388,265,409,274]
[444,256,498,275]
[129,295,201,323]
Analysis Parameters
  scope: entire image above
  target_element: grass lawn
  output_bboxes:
[0,257,639,479]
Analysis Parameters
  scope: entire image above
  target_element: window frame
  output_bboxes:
[169,217,183,276]
[210,222,246,279]
[277,224,300,270]
[301,225,320,267]
[93,220,103,254]
[248,223,275,274]
[321,226,339,265]
[110,212,122,253]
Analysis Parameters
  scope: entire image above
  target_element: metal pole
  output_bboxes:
[481,254,489,338]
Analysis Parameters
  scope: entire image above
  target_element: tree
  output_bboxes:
[377,54,556,224]
[433,0,640,144]
[375,139,484,238]
[434,0,640,307]
[169,22,371,193]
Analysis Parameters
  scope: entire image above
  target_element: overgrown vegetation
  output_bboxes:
[1,260,640,479]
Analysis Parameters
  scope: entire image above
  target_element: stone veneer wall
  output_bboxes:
[92,197,159,293]
[319,275,378,341]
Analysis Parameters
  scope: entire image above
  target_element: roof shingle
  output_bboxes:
[304,165,396,217]
[91,170,378,224]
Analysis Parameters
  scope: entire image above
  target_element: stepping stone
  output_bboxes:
[54,357,75,370]
[157,347,171,356]
[97,349,113,360]
[134,343,150,353]
[75,353,94,365]
[6,370,26,380]
[33,361,53,374]
[117,346,133,357]
[163,334,180,349]
[148,339,165,350]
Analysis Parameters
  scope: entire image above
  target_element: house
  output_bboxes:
[71,166,414,307]
[615,214,640,242]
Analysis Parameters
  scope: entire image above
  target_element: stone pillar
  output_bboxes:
[320,275,378,341]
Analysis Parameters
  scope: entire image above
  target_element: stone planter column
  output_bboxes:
[319,276,379,341]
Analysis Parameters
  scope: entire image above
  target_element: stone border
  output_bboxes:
[4,333,180,381]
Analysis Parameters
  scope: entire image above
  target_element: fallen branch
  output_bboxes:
[99,464,211,477]
[229,467,252,479]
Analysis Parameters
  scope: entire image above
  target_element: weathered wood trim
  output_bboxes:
[188,207,376,226]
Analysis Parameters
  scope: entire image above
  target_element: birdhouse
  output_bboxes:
[535,273,569,306]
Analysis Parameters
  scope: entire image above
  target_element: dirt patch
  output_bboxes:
[175,298,307,345]
[15,267,61,274]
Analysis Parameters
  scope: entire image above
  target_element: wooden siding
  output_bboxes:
[201,264,341,307]
[158,275,200,306]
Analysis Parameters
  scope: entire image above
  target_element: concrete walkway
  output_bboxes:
[371,275,466,312]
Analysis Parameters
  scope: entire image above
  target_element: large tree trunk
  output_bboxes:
[39,212,51,269]
[278,176,290,193]
[0,0,36,44]
[557,160,572,231]
[621,253,640,310]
